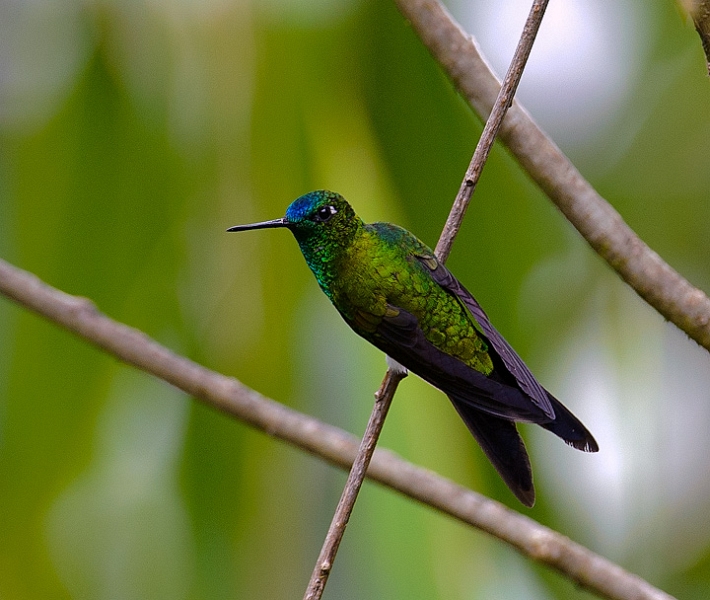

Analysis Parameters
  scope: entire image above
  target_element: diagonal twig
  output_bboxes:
[303,370,403,600]
[303,1,549,598]
[435,0,548,262]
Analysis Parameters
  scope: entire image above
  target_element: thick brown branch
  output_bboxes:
[0,258,674,600]
[394,0,710,350]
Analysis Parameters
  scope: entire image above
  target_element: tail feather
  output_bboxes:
[449,395,535,507]
[542,393,599,453]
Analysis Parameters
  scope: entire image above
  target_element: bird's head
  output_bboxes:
[228,190,361,250]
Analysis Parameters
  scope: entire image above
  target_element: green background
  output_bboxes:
[1,0,709,598]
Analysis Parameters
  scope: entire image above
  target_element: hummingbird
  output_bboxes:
[228,190,598,506]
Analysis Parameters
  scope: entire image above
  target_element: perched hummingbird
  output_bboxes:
[228,190,597,506]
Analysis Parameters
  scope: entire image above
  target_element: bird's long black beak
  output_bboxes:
[226,217,290,232]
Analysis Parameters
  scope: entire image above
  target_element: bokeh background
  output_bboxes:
[1,0,710,598]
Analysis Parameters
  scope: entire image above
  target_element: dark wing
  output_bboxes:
[364,305,539,505]
[363,306,552,423]
[417,255,555,419]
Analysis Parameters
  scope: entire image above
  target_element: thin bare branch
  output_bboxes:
[303,371,403,600]
[395,0,710,350]
[436,0,548,261]
[0,234,674,600]
[304,2,549,597]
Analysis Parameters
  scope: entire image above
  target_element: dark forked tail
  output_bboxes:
[447,391,597,506]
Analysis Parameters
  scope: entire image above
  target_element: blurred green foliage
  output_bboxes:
[1,0,710,598]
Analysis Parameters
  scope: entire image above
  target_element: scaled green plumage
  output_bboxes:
[332,221,494,376]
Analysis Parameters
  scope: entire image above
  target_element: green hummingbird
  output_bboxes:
[228,190,598,506]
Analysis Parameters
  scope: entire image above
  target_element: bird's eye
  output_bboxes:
[314,205,337,222]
